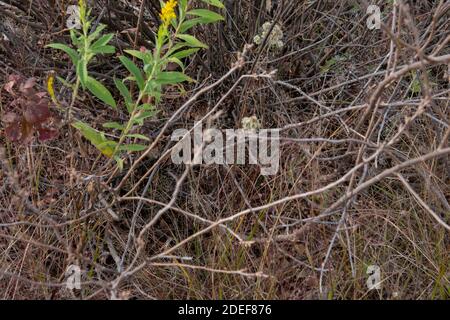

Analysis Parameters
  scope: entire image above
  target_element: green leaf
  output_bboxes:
[137,103,155,111]
[409,71,424,95]
[176,34,208,49]
[86,76,117,108]
[124,50,152,64]
[126,134,150,141]
[179,18,203,33]
[180,0,188,11]
[171,48,199,60]
[114,78,133,113]
[91,45,116,54]
[168,57,185,70]
[88,24,107,41]
[76,60,88,87]
[103,122,125,130]
[46,43,79,66]
[114,156,124,171]
[142,84,162,103]
[132,111,156,125]
[119,144,147,152]
[166,43,189,59]
[92,33,114,49]
[119,56,145,91]
[156,71,193,85]
[72,121,104,146]
[72,121,116,158]
[187,9,224,22]
[56,76,74,90]
[70,29,81,46]
[97,140,118,158]
[143,63,154,74]
[201,0,224,8]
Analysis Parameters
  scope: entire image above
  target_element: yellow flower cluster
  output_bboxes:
[160,0,178,27]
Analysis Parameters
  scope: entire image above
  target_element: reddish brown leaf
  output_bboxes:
[5,121,22,142]
[2,112,18,124]
[21,77,36,90]
[19,78,37,97]
[2,74,59,145]
[4,117,34,144]
[35,92,47,99]
[37,127,59,141]
[4,75,21,95]
[24,101,51,124]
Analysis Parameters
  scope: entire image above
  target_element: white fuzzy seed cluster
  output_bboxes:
[66,5,82,30]
[241,116,262,130]
[253,21,284,50]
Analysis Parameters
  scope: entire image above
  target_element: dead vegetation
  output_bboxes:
[0,0,449,300]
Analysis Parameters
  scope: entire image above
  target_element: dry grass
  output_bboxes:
[0,0,448,299]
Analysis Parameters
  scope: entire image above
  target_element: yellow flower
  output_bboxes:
[47,73,57,103]
[160,0,177,27]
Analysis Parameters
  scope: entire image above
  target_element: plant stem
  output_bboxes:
[66,77,80,123]
[108,8,187,167]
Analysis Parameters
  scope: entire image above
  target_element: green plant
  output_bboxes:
[47,0,224,168]
[47,0,116,110]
